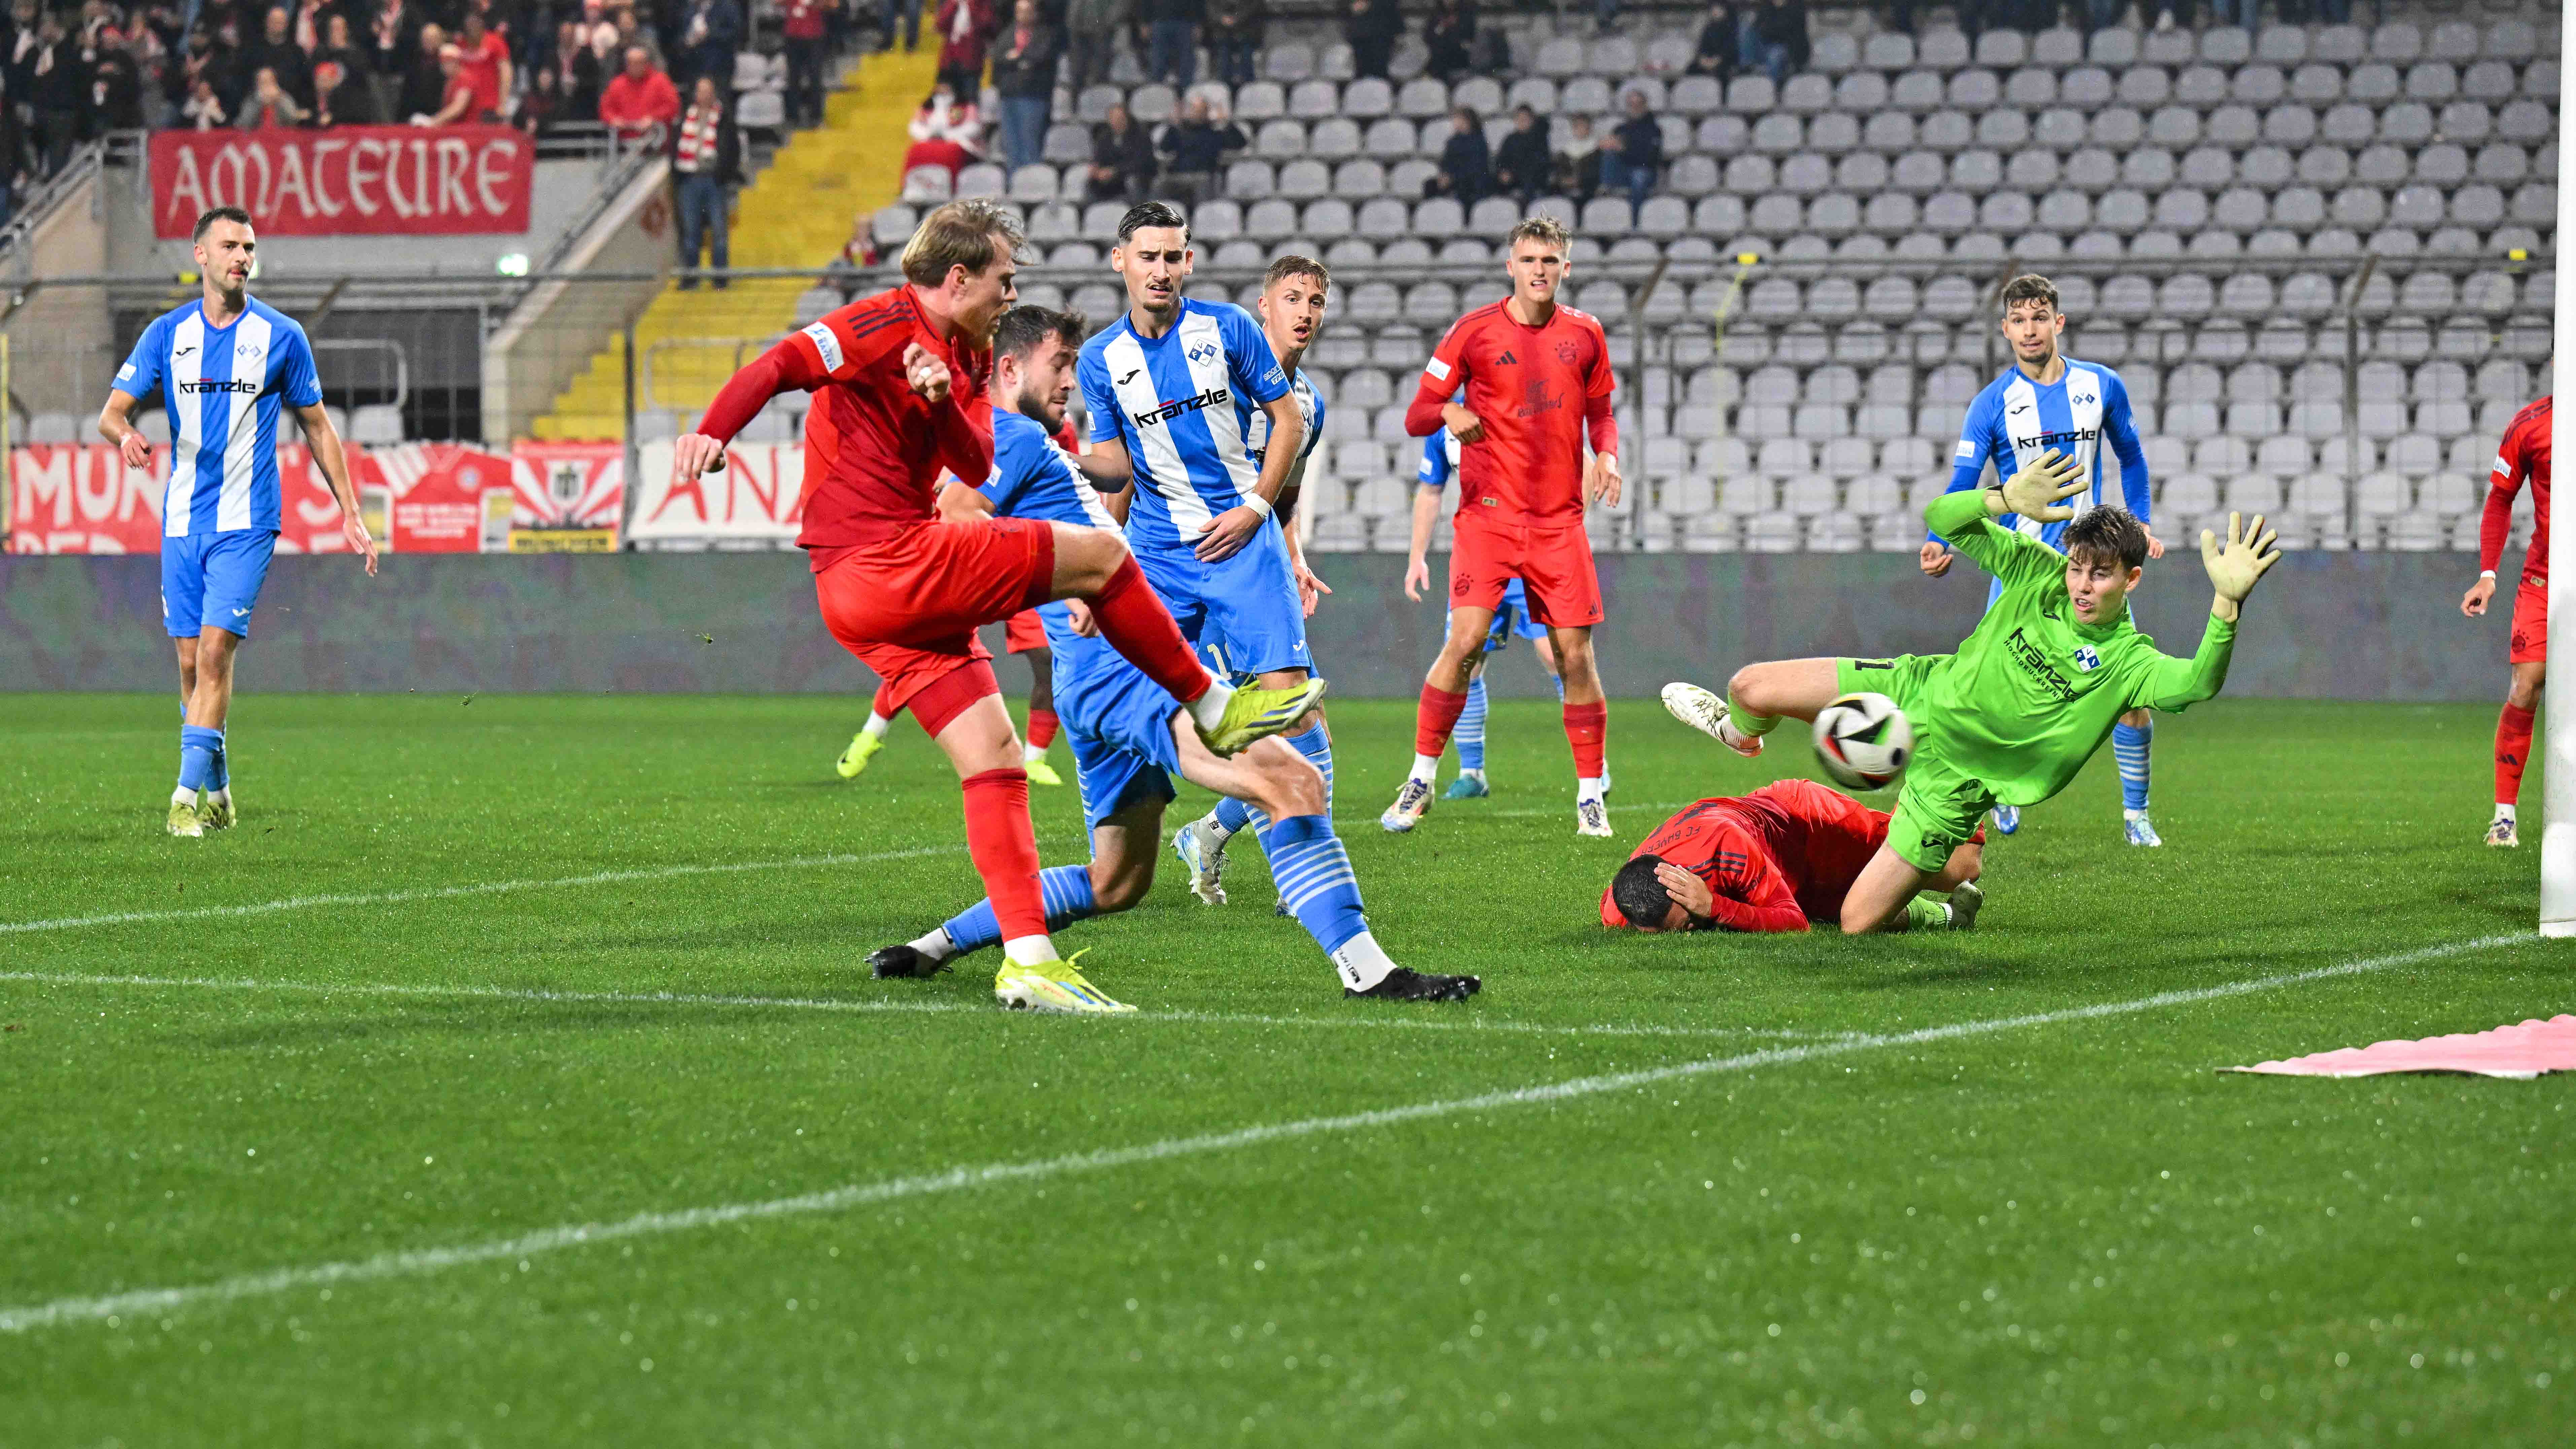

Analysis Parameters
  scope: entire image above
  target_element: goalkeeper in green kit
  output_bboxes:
[1662,450,2282,935]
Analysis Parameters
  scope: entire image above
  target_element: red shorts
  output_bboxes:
[1004,608,1049,654]
[1449,516,1602,629]
[813,516,1057,714]
[2511,574,2548,664]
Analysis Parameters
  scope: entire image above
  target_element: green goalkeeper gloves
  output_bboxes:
[2201,511,2281,619]
[1986,448,2088,522]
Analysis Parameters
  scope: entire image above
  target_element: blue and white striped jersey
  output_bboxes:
[114,297,323,538]
[979,407,1121,663]
[1076,298,1293,553]
[1246,367,1324,477]
[1934,357,2151,549]
[1417,426,1460,488]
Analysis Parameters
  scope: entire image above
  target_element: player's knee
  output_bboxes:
[1253,749,1325,819]
[1056,527,1132,592]
[1726,663,1762,709]
[1090,861,1151,913]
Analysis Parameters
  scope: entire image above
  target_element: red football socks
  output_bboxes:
[1563,700,1608,777]
[2496,702,2536,806]
[1089,555,1212,703]
[960,767,1047,941]
[1415,683,1469,757]
[1025,706,1059,751]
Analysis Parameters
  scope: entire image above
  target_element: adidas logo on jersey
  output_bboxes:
[1496,349,1518,365]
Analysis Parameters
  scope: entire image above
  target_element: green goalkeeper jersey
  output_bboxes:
[1916,489,2237,806]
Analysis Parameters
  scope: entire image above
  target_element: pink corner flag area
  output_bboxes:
[2230,1015,2576,1081]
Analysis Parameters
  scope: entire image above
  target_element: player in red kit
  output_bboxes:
[1601,780,1985,934]
[1381,214,1624,839]
[674,201,1323,1012]
[2461,394,2552,848]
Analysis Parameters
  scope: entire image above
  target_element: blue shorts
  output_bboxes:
[1453,577,1550,654]
[1135,524,1310,679]
[1055,639,1186,833]
[161,529,277,639]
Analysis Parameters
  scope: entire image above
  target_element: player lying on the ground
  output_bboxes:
[1664,449,2279,934]
[870,303,1477,1002]
[676,200,1322,1014]
[97,205,379,839]
[1920,272,2166,846]
[2459,392,2552,848]
[1602,779,1982,934]
[1382,214,1622,838]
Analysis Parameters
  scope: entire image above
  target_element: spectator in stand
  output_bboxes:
[1062,0,1124,94]
[415,41,478,123]
[780,0,826,125]
[453,8,511,119]
[901,77,981,179]
[1344,0,1398,82]
[86,24,144,131]
[1204,0,1259,89]
[929,0,990,99]
[1084,97,1152,202]
[0,80,24,224]
[181,73,227,124]
[311,13,369,114]
[674,0,736,92]
[597,42,676,142]
[1559,112,1600,203]
[29,9,83,174]
[364,0,421,122]
[1491,102,1549,209]
[1139,0,1196,89]
[1740,0,1806,84]
[1599,88,1661,219]
[881,0,924,53]
[988,0,1058,172]
[671,73,737,286]
[1688,0,1737,80]
[235,63,310,124]
[240,5,310,107]
[1421,103,1488,204]
[1152,92,1239,208]
[397,22,447,119]
[1422,0,1472,82]
[543,17,597,119]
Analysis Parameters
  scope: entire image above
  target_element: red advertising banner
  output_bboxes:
[149,125,533,238]
[510,442,624,528]
[626,441,806,544]
[5,443,366,555]
[365,443,517,553]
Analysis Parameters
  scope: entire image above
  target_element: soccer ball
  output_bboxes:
[1812,692,1913,791]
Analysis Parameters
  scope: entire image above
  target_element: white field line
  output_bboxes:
[0,970,1846,1044]
[0,931,2529,1336]
[0,849,958,936]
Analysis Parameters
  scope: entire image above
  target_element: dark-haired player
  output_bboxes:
[98,205,379,838]
[1382,213,1622,838]
[674,200,1321,1012]
[1664,452,2279,934]
[2460,393,2552,848]
[879,304,1476,1003]
[1603,779,1983,934]
[1921,273,2164,844]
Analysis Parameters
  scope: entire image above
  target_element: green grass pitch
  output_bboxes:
[2,691,2570,1445]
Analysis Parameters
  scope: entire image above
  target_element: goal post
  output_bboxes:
[2543,1,2576,936]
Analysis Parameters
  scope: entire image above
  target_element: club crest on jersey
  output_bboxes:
[2072,645,2101,672]
[1555,341,1578,364]
[2072,389,2097,407]
[1186,340,1218,364]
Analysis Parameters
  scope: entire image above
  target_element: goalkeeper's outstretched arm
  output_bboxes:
[2133,511,2282,712]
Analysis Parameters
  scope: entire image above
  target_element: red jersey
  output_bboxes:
[1405,299,1618,528]
[456,30,510,117]
[2482,395,2552,580]
[1599,780,1886,934]
[782,0,829,37]
[701,285,992,562]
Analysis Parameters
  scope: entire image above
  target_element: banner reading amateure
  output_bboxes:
[149,125,534,239]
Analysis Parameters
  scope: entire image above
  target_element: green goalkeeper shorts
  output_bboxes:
[1836,654,1986,873]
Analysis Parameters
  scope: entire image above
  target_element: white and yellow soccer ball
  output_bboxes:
[1811,692,1913,791]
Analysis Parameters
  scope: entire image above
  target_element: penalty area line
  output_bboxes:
[0,931,2529,1336]
[0,848,959,936]
[0,970,1849,1044]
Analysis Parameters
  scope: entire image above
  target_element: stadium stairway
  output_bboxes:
[533,47,938,441]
